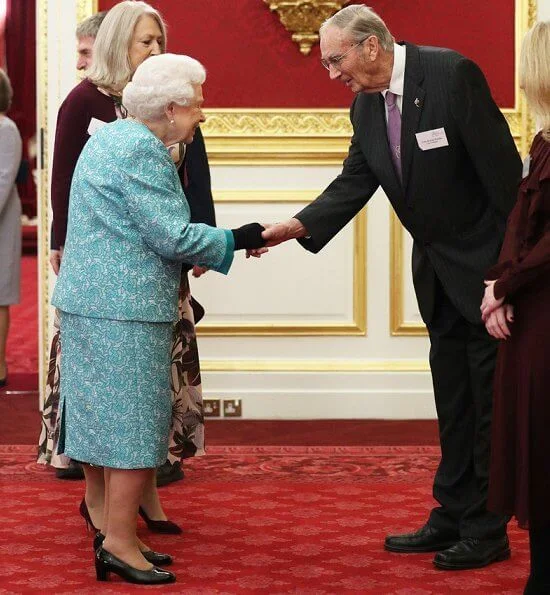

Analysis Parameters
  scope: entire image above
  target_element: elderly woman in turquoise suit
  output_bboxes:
[52,53,265,586]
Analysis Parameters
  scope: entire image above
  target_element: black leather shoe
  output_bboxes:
[93,533,173,566]
[385,524,459,553]
[95,547,176,584]
[433,535,511,570]
[156,461,184,487]
[524,573,550,594]
[55,461,85,480]
[138,505,183,534]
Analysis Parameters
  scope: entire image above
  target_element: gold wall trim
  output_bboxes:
[199,190,366,336]
[201,359,429,372]
[202,108,352,165]
[37,0,49,396]
[390,211,427,336]
[204,0,536,165]
[38,0,98,397]
[263,0,347,56]
[76,0,98,23]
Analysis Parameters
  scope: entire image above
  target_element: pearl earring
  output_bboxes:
[170,119,175,125]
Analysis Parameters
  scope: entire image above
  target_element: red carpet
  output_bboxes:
[0,445,529,593]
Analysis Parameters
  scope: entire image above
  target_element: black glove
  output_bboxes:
[231,223,266,251]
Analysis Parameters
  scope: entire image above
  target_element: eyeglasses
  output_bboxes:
[321,38,368,71]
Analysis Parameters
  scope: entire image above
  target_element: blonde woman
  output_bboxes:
[482,21,550,595]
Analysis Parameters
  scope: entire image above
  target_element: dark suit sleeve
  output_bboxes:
[177,127,216,272]
[450,58,521,222]
[295,99,380,253]
[178,127,216,226]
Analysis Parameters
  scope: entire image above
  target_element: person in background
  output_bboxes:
[481,21,550,595]
[0,69,22,389]
[53,53,264,585]
[260,3,522,570]
[76,11,107,71]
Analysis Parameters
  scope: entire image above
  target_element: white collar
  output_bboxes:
[382,43,406,99]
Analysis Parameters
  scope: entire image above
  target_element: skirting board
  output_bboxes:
[201,370,436,420]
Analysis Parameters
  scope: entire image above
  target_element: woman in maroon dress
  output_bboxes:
[481,21,550,595]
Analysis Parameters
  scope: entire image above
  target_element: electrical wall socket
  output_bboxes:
[223,399,242,417]
[203,399,221,417]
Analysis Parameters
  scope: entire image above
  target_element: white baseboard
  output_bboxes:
[202,370,436,420]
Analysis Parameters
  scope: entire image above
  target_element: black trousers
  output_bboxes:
[525,524,550,594]
[426,282,507,539]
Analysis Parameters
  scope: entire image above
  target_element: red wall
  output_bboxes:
[99,0,515,109]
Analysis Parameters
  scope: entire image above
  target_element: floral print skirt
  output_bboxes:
[37,273,205,467]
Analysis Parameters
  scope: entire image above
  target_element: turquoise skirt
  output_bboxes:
[58,311,173,469]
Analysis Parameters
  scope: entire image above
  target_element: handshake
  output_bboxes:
[231,218,307,258]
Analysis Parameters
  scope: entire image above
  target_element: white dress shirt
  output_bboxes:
[381,43,406,117]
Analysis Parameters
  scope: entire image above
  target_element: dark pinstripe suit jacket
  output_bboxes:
[296,43,522,325]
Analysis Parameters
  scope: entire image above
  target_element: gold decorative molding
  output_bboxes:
[202,108,352,165]
[201,359,429,372]
[76,0,98,24]
[263,0,346,55]
[390,211,427,336]
[198,190,366,336]
[37,0,98,400]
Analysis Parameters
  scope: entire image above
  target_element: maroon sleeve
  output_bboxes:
[493,180,550,299]
[494,220,550,299]
[50,81,116,249]
[50,93,92,249]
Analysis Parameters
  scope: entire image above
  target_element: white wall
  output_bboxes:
[37,1,546,420]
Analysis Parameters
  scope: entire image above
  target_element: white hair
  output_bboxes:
[122,53,206,121]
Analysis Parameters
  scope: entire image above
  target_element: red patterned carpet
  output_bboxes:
[0,445,528,594]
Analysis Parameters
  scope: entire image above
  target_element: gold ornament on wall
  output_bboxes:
[264,0,347,55]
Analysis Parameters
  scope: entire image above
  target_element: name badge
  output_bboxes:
[415,127,449,151]
[87,117,108,136]
[522,154,531,178]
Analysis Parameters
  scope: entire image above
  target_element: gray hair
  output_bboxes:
[76,11,107,40]
[122,54,206,121]
[0,68,13,112]
[321,4,394,51]
[87,1,167,93]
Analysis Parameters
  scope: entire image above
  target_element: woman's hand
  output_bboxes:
[49,247,64,275]
[485,304,514,340]
[480,280,504,322]
[246,247,269,258]
[192,265,209,278]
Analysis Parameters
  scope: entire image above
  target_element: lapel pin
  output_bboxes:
[414,98,421,108]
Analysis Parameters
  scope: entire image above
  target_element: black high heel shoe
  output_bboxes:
[79,498,98,532]
[93,533,173,566]
[138,506,182,534]
[95,546,176,584]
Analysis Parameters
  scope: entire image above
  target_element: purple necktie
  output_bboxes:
[385,91,402,181]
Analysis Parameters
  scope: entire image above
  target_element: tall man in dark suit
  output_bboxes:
[261,4,522,570]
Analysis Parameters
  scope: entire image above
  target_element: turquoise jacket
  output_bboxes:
[52,119,234,322]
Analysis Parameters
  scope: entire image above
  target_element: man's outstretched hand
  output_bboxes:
[261,218,308,247]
